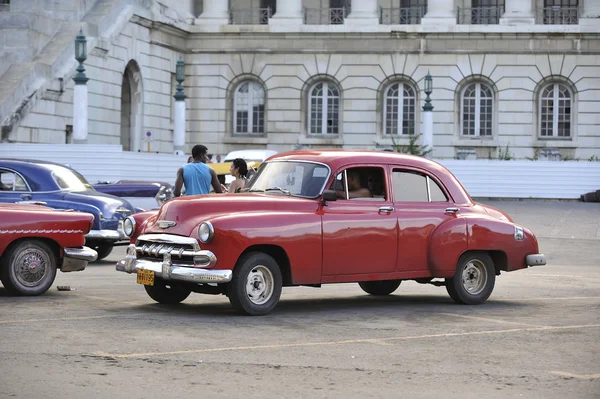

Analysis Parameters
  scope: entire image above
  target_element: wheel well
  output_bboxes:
[488,250,508,274]
[3,237,61,261]
[460,249,507,275]
[239,245,292,286]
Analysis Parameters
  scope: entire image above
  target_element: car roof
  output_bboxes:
[224,149,278,161]
[0,158,74,192]
[267,150,472,205]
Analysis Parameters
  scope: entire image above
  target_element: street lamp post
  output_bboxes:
[422,72,434,157]
[173,58,186,155]
[72,30,89,144]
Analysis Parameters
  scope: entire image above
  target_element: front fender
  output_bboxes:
[201,211,322,284]
[129,210,159,243]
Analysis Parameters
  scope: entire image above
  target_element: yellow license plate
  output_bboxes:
[136,269,155,286]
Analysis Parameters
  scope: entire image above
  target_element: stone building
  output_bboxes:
[0,0,598,160]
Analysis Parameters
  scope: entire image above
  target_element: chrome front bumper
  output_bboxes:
[526,254,547,266]
[116,244,231,284]
[85,221,127,242]
[61,246,98,272]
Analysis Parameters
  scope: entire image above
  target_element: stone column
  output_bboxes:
[580,0,600,25]
[72,84,88,144]
[196,0,229,25]
[173,60,186,156]
[173,101,186,155]
[269,0,303,25]
[345,0,379,26]
[500,0,535,25]
[421,0,456,25]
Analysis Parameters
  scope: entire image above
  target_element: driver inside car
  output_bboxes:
[335,170,373,199]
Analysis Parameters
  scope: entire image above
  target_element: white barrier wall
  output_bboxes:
[0,144,598,200]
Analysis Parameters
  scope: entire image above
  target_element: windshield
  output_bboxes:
[247,161,330,198]
[49,166,94,192]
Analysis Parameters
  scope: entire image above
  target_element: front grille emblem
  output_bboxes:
[157,220,177,229]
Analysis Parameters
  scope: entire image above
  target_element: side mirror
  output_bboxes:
[322,190,337,202]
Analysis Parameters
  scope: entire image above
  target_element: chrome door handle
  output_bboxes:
[379,206,394,213]
[445,207,460,214]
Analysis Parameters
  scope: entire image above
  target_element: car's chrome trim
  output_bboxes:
[137,234,201,251]
[85,229,120,241]
[526,254,546,266]
[64,246,98,262]
[61,246,98,272]
[116,244,228,283]
[0,229,84,234]
[85,220,126,242]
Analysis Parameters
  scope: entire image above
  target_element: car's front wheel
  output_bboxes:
[358,280,402,296]
[144,279,191,304]
[227,252,282,316]
[0,240,57,296]
[446,252,496,305]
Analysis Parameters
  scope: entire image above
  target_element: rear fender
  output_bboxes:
[429,217,468,277]
[466,217,538,272]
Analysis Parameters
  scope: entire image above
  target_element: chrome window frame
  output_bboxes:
[391,168,450,203]
[0,167,33,193]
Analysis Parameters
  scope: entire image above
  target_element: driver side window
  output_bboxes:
[329,167,386,201]
[0,170,28,192]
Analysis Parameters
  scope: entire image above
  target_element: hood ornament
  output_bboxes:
[157,220,177,229]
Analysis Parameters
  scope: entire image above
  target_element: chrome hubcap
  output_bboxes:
[461,260,487,295]
[14,249,49,287]
[245,265,274,305]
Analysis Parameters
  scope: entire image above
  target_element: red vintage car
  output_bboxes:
[0,203,98,295]
[116,150,546,315]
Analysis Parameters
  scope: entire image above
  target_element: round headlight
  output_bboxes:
[123,216,136,237]
[198,221,214,243]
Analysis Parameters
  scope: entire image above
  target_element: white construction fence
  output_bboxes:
[0,144,598,200]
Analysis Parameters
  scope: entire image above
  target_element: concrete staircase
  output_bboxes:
[0,0,158,141]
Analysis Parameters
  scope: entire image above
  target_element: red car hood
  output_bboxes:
[0,203,54,212]
[143,194,317,236]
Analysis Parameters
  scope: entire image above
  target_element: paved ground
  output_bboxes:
[1,200,599,399]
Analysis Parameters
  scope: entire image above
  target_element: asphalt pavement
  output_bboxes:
[0,200,599,399]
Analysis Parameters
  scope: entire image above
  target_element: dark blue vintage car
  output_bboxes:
[93,180,173,210]
[0,159,139,260]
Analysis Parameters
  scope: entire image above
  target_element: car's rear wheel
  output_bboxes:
[446,252,495,305]
[358,280,402,296]
[0,240,57,296]
[144,279,191,304]
[227,252,282,316]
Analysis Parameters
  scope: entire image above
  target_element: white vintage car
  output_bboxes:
[210,149,278,186]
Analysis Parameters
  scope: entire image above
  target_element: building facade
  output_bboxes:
[0,0,599,160]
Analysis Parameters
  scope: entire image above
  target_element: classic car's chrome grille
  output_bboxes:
[134,234,215,268]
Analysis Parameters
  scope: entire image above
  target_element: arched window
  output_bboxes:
[384,82,416,135]
[234,80,265,135]
[309,81,340,135]
[461,82,493,136]
[539,83,572,138]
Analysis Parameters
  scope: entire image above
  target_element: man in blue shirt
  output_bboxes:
[174,144,223,196]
